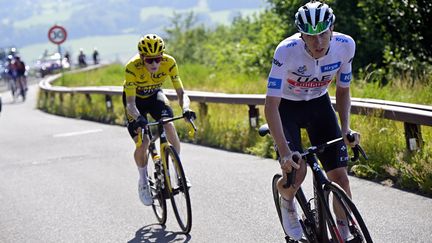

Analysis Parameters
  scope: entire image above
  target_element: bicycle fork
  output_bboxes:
[149,142,164,192]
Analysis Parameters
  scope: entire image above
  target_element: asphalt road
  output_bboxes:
[1,82,431,242]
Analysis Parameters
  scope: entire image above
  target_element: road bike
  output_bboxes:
[138,114,196,234]
[258,124,372,243]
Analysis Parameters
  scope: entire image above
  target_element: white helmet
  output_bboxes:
[295,1,335,35]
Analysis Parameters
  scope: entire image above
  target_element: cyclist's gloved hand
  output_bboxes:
[183,108,197,120]
[344,130,360,147]
[133,115,148,130]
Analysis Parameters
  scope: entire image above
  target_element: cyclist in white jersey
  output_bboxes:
[264,1,361,241]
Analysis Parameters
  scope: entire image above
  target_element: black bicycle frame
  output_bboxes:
[300,152,336,242]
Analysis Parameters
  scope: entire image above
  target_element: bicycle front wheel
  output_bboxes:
[164,145,192,234]
[323,182,373,243]
[272,173,311,243]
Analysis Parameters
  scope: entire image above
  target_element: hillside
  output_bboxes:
[1,0,268,63]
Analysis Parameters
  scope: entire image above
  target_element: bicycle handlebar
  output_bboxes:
[136,114,197,148]
[146,114,196,130]
[283,132,368,188]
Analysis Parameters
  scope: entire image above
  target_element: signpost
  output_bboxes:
[47,25,67,69]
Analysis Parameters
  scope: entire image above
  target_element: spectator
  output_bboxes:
[64,51,71,65]
[78,48,87,68]
[92,47,99,65]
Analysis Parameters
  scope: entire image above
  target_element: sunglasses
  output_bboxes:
[143,56,162,64]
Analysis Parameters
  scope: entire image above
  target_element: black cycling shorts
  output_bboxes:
[122,89,174,138]
[279,93,349,172]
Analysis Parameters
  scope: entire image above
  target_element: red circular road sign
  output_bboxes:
[48,25,67,45]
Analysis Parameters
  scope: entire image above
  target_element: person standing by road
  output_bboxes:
[92,47,99,65]
[122,34,196,206]
[264,1,361,241]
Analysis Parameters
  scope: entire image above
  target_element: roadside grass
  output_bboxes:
[37,64,432,196]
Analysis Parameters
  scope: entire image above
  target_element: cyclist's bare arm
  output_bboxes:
[125,95,141,120]
[264,96,300,172]
[335,85,360,146]
[175,88,191,110]
[335,85,351,134]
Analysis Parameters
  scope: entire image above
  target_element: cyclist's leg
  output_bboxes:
[277,99,309,240]
[304,94,350,192]
[150,91,180,153]
[277,98,308,199]
[123,93,154,205]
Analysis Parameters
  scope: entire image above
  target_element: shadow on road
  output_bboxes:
[128,224,191,243]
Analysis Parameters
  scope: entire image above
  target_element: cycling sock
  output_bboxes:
[336,218,349,240]
[281,197,295,210]
[138,166,148,184]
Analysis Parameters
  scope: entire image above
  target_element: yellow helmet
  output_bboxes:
[138,34,165,56]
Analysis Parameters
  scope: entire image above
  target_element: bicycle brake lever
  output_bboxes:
[351,146,360,162]
[351,144,368,161]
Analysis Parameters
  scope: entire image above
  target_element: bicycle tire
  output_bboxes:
[164,145,192,234]
[323,182,373,243]
[147,154,167,225]
[272,174,284,229]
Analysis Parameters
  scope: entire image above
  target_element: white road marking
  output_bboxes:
[53,129,103,137]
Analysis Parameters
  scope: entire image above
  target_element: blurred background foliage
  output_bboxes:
[165,0,432,86]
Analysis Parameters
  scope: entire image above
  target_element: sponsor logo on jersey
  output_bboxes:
[267,77,282,89]
[321,62,341,72]
[169,63,176,72]
[340,72,352,83]
[287,78,332,88]
[297,65,307,74]
[286,41,297,48]
[125,68,136,77]
[335,37,349,43]
[136,84,163,96]
[152,72,167,79]
[273,58,283,67]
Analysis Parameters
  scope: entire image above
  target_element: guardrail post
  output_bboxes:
[49,92,55,106]
[248,105,259,128]
[199,102,208,122]
[85,94,92,104]
[105,95,113,112]
[404,122,423,151]
[59,93,64,104]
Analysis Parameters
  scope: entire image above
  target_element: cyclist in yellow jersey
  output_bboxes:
[122,34,196,206]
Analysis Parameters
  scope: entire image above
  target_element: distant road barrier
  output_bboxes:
[39,67,432,152]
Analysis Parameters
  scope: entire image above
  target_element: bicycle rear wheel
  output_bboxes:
[147,155,167,225]
[164,145,192,234]
[323,182,373,243]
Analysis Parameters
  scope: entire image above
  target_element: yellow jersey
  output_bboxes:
[123,53,184,99]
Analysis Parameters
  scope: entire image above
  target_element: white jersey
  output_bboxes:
[266,32,355,101]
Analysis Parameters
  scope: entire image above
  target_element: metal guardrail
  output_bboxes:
[39,70,432,152]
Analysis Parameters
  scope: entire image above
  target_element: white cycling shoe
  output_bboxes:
[280,197,303,241]
[138,181,153,206]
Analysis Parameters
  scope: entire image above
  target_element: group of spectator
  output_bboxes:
[64,47,99,68]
